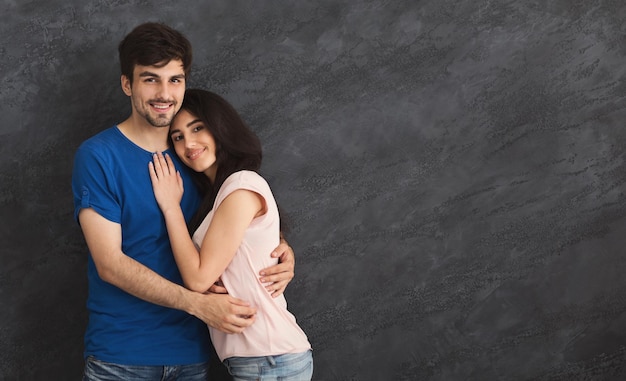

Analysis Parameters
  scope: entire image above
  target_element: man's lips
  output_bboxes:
[150,102,173,113]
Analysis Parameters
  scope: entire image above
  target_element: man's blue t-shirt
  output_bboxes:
[72,126,210,365]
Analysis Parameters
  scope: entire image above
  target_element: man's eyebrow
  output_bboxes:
[138,71,159,78]
[137,72,185,79]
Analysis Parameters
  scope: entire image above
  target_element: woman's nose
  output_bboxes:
[185,136,197,148]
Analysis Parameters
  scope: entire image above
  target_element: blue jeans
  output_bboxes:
[82,356,209,381]
[223,350,313,381]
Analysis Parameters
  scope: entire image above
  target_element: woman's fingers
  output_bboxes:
[152,152,175,177]
[151,153,162,177]
[164,151,176,169]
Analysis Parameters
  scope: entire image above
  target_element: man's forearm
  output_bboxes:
[97,252,255,330]
[99,251,196,314]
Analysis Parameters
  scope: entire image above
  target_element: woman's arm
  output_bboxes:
[149,152,263,292]
[188,189,263,291]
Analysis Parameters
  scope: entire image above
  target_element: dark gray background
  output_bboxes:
[1,0,626,380]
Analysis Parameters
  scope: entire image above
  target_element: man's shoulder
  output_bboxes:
[77,126,125,157]
[80,126,119,146]
[74,126,126,166]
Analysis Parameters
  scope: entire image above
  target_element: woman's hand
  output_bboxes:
[206,277,229,294]
[148,152,184,214]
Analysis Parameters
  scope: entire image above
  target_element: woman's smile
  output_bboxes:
[186,147,206,161]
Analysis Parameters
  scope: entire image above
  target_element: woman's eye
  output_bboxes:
[172,135,182,142]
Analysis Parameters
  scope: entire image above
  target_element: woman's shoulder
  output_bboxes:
[218,171,272,199]
[224,170,267,187]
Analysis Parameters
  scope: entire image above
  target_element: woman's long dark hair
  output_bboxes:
[177,89,263,233]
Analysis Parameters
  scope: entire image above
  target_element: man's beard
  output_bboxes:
[145,113,172,127]
[133,96,176,127]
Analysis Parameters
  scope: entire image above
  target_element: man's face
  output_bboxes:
[121,59,186,128]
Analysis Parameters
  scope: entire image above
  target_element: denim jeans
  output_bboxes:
[83,356,209,381]
[223,350,313,381]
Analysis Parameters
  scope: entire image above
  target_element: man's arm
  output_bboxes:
[78,207,256,333]
[259,236,296,297]
[208,239,295,297]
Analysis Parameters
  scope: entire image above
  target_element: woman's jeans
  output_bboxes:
[82,356,209,381]
[223,350,313,381]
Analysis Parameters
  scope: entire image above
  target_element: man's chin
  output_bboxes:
[148,117,172,128]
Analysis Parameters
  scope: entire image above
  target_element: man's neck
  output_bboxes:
[117,117,170,153]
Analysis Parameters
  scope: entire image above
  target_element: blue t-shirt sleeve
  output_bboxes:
[72,144,122,224]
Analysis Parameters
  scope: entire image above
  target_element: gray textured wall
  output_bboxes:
[2,0,626,380]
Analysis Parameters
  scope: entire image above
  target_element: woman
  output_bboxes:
[148,89,313,381]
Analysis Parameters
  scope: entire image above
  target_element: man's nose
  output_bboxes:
[155,82,171,99]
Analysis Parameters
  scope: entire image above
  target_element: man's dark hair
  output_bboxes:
[118,22,193,84]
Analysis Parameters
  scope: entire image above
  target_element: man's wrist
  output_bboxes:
[177,286,200,316]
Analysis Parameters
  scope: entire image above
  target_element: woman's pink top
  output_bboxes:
[192,170,311,361]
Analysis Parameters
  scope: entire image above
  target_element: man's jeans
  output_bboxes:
[83,356,209,381]
[223,350,313,381]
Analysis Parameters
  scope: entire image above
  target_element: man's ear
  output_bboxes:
[121,75,132,96]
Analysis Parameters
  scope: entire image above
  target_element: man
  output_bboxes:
[72,22,295,380]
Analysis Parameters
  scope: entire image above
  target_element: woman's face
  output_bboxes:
[170,109,218,182]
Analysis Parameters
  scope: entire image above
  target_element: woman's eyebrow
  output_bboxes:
[186,119,202,128]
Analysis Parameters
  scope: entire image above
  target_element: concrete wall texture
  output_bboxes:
[1,0,625,380]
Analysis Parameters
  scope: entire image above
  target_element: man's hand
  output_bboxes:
[259,240,295,297]
[188,292,256,334]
